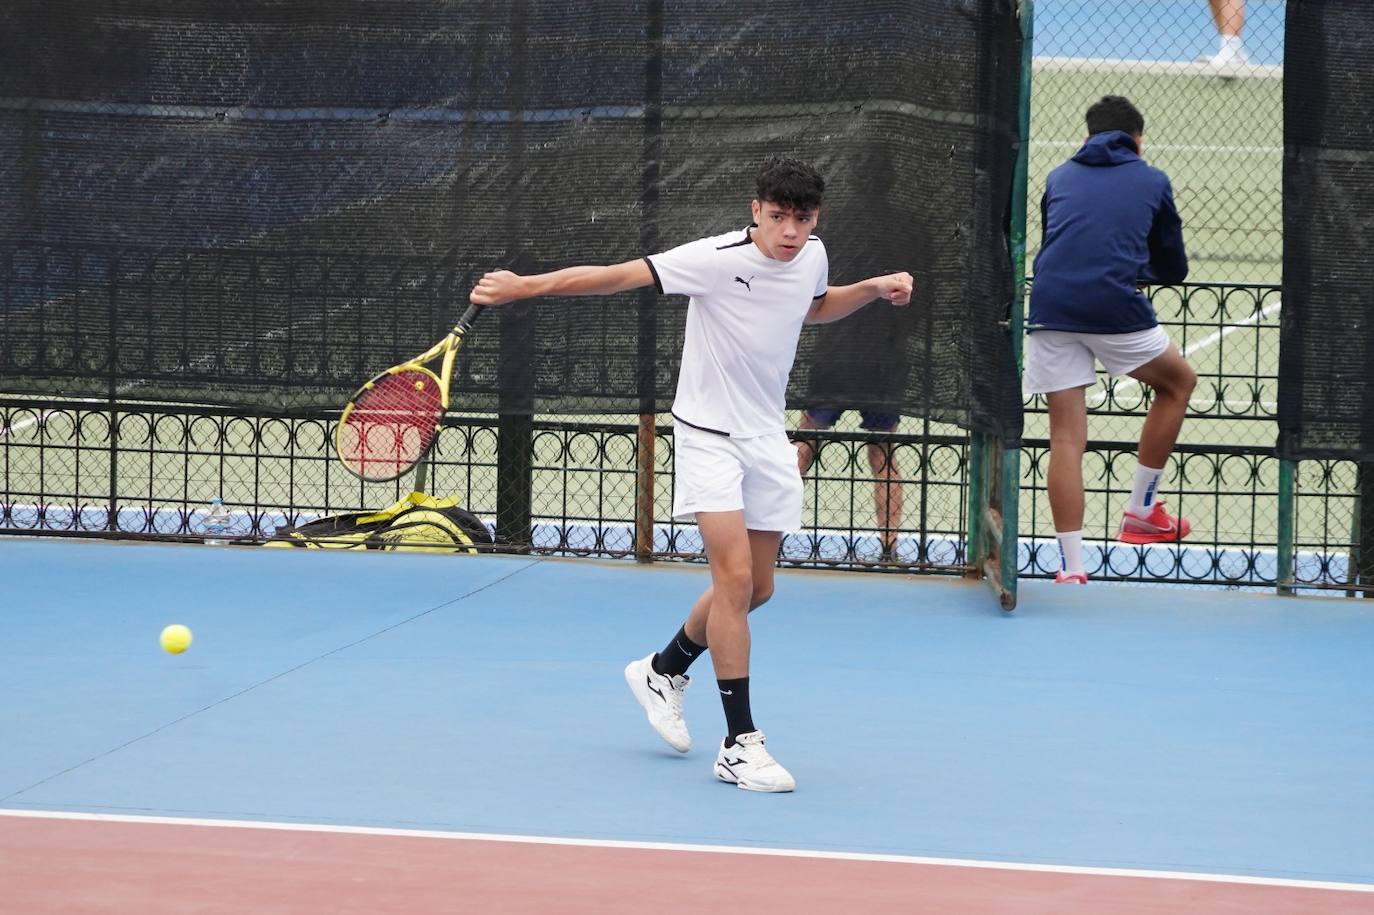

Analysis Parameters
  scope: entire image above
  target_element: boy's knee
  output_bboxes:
[749,582,774,610]
[715,564,754,606]
[1161,364,1198,400]
[1182,364,1198,394]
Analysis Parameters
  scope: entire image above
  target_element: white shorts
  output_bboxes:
[672,423,803,532]
[1023,326,1171,396]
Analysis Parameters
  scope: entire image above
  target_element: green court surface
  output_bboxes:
[1029,60,1282,286]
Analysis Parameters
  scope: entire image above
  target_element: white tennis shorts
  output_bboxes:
[672,423,803,532]
[1023,325,1171,396]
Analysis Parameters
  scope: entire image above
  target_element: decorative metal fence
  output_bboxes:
[1,279,1366,592]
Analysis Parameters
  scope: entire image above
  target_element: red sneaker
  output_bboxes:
[1054,571,1088,585]
[1118,501,1191,544]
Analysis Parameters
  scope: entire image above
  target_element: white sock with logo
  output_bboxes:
[1128,464,1164,517]
[1056,530,1084,575]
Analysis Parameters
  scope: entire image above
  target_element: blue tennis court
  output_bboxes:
[2,537,1371,911]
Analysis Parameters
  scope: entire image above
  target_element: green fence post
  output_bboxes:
[999,445,1021,608]
[1276,458,1296,595]
[966,432,987,577]
[987,0,1035,610]
[1354,462,1374,597]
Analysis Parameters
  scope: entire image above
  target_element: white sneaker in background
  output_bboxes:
[714,730,796,793]
[1207,40,1249,77]
[624,653,691,753]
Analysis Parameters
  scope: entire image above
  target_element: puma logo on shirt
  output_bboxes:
[733,275,754,292]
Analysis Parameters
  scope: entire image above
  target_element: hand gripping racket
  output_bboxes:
[335,303,485,482]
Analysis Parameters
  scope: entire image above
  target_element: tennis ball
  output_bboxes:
[415,380,425,390]
[160,624,193,655]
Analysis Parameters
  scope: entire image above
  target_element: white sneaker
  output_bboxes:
[1207,44,1249,76]
[624,654,691,752]
[714,730,795,793]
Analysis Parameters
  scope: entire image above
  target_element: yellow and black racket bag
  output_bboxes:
[265,492,492,554]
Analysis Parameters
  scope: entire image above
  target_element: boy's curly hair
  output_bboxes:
[756,156,825,211]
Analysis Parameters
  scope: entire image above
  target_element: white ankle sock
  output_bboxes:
[1056,530,1084,575]
[1221,34,1243,56]
[1128,464,1164,517]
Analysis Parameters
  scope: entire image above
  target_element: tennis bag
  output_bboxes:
[265,492,493,553]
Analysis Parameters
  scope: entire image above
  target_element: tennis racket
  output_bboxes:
[335,303,485,482]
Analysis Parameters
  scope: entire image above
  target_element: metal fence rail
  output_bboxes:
[0,401,972,573]
[1,264,1363,596]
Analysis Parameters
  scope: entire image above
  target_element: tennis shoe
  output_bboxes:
[1118,501,1191,545]
[1204,45,1249,79]
[1207,46,1249,68]
[1054,571,1088,585]
[714,730,795,793]
[624,653,691,753]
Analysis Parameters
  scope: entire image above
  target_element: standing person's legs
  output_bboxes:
[865,442,902,559]
[1207,0,1247,67]
[1115,343,1197,542]
[699,516,794,793]
[1209,0,1245,38]
[1024,331,1098,583]
[859,412,903,561]
[629,424,797,791]
[1128,343,1197,471]
[794,409,834,475]
[1090,329,1197,543]
[1045,387,1089,582]
[625,517,776,756]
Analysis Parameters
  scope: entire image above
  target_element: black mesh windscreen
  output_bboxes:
[1279,0,1374,460]
[1,1,1023,445]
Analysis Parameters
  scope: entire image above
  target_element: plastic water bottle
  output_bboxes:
[204,497,232,546]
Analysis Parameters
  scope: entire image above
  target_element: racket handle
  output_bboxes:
[454,303,486,335]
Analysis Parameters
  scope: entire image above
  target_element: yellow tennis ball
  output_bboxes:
[415,380,425,390]
[160,624,193,655]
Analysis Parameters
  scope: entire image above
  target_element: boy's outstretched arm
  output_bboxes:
[805,272,914,325]
[470,259,655,306]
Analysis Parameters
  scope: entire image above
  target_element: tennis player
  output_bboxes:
[470,157,912,791]
[1025,96,1196,585]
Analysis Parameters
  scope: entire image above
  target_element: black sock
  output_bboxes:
[651,625,707,678]
[717,677,754,744]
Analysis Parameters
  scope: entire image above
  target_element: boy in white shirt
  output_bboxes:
[470,157,912,792]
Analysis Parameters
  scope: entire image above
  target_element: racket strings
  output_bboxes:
[338,370,444,479]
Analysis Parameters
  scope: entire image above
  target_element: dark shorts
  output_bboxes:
[804,409,900,432]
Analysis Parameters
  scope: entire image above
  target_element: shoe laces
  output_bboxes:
[733,731,779,766]
[658,672,688,718]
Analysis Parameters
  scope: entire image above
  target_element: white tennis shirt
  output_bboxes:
[646,226,828,438]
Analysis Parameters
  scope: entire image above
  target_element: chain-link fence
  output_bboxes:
[1030,0,1284,285]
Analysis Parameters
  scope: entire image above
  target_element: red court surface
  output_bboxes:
[3,812,1371,914]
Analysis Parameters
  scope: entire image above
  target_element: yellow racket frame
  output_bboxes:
[334,304,483,480]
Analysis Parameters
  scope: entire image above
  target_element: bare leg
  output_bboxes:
[1208,0,1245,37]
[1046,387,1089,533]
[794,411,821,475]
[692,511,781,679]
[1126,344,1197,469]
[866,442,903,557]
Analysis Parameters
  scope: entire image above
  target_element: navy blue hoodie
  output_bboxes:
[1029,130,1187,334]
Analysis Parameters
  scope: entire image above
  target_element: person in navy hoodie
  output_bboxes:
[1025,96,1196,585]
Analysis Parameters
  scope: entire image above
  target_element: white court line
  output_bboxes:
[1,809,1370,893]
[1033,139,1282,156]
[1088,300,1283,408]
[1035,56,1283,80]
